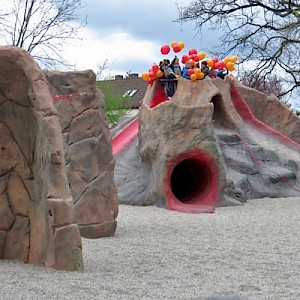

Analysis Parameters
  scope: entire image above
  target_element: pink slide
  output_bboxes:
[112,117,139,156]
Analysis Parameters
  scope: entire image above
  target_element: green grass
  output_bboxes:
[96,80,130,128]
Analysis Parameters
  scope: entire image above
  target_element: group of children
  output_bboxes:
[159,56,228,99]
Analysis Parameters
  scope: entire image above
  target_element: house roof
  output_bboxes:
[103,73,148,108]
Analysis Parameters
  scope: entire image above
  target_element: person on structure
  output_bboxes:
[201,61,210,78]
[216,68,229,79]
[170,55,181,91]
[160,60,177,99]
[182,61,192,79]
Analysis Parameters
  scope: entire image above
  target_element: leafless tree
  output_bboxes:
[96,58,111,80]
[0,0,86,68]
[177,0,300,102]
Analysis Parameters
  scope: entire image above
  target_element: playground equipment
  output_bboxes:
[114,76,300,213]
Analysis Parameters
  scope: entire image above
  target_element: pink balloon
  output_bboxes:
[161,45,170,55]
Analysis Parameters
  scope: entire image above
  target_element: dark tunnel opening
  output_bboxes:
[170,158,211,204]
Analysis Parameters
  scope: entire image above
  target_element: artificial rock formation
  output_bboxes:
[115,76,300,213]
[45,70,118,238]
[0,46,83,271]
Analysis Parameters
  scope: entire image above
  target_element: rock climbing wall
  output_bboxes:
[0,46,83,271]
[45,70,118,238]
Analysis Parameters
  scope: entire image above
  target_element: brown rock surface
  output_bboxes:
[45,70,118,239]
[0,46,83,271]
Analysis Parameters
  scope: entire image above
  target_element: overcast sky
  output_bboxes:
[63,0,220,78]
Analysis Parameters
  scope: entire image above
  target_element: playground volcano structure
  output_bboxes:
[113,76,300,213]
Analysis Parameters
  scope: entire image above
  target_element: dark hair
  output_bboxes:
[201,61,207,66]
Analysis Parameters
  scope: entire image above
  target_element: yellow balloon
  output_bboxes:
[190,74,197,81]
[178,41,185,50]
[141,72,149,81]
[197,52,206,61]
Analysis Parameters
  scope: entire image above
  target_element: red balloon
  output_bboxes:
[188,48,197,55]
[187,69,194,76]
[191,54,199,62]
[212,57,219,63]
[149,70,156,80]
[181,55,189,64]
[161,45,170,55]
[173,44,181,53]
[152,64,159,73]
[218,61,226,69]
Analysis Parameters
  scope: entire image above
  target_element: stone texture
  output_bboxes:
[45,70,118,239]
[0,46,83,271]
[115,76,300,210]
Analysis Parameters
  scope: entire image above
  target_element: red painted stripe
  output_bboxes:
[112,118,139,156]
[52,92,86,102]
[230,82,300,150]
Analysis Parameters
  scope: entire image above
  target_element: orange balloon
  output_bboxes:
[224,57,231,63]
[231,56,238,63]
[226,62,235,71]
[197,72,205,80]
[178,41,185,50]
[188,59,196,67]
[156,70,164,78]
[141,72,149,81]
[171,40,177,47]
[197,52,206,60]
[207,59,214,68]
[194,68,201,76]
[190,74,197,81]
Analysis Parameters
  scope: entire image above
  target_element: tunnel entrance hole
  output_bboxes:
[164,150,219,213]
[170,158,211,204]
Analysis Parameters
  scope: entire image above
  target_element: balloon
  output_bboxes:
[218,61,226,69]
[187,68,194,76]
[212,57,219,63]
[226,62,235,71]
[224,57,231,63]
[188,59,196,67]
[231,56,238,63]
[190,74,197,81]
[213,61,222,69]
[178,41,185,50]
[181,55,189,64]
[171,40,177,47]
[191,54,199,62]
[194,68,201,77]
[152,64,159,73]
[197,72,205,80]
[173,44,181,53]
[197,52,206,60]
[161,45,170,55]
[188,48,198,55]
[141,72,149,81]
[149,70,156,80]
[156,70,164,78]
[147,79,154,84]
[207,59,214,68]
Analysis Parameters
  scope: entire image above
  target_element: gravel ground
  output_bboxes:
[1,197,300,300]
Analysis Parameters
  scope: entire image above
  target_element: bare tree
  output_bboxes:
[96,58,111,80]
[177,0,300,101]
[0,0,86,68]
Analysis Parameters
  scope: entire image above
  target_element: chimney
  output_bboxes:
[115,75,123,80]
[129,73,138,78]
